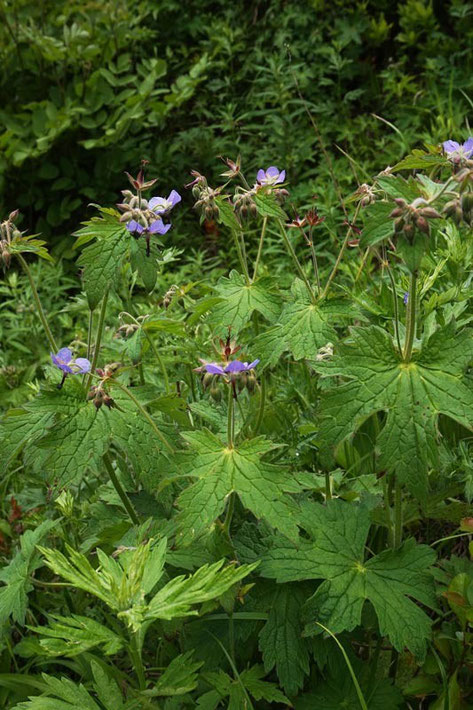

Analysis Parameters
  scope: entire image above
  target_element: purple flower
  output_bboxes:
[203,359,260,376]
[126,219,171,235]
[403,292,409,305]
[51,348,91,375]
[443,138,473,161]
[149,190,181,215]
[256,166,286,186]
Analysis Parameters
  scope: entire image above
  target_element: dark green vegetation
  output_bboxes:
[2,1,473,709]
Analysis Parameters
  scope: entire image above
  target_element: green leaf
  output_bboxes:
[260,499,436,659]
[175,429,301,543]
[28,615,123,657]
[90,661,124,709]
[239,665,290,705]
[0,408,55,475]
[314,324,473,496]
[259,584,310,695]
[34,404,110,486]
[360,202,394,248]
[392,149,449,172]
[145,651,203,696]
[207,270,281,332]
[215,196,241,231]
[11,673,102,709]
[10,234,54,263]
[0,520,56,625]
[254,192,287,220]
[375,175,422,202]
[254,282,355,365]
[129,236,158,291]
[76,214,129,309]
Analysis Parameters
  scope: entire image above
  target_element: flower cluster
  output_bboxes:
[390,197,441,238]
[117,168,181,256]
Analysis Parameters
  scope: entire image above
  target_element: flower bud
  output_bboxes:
[394,198,407,207]
[8,209,19,223]
[103,395,115,409]
[393,217,405,233]
[415,215,430,235]
[246,372,256,392]
[210,385,222,402]
[419,206,441,219]
[202,372,214,389]
[1,250,10,268]
[94,391,104,409]
[390,207,404,219]
[403,223,414,238]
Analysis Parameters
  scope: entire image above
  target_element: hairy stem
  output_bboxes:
[252,216,268,280]
[85,290,109,391]
[232,229,251,285]
[321,202,361,300]
[403,270,417,362]
[17,254,58,353]
[385,259,402,356]
[277,219,316,304]
[103,452,139,525]
[227,385,235,449]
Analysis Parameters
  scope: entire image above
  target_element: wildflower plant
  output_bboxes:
[2,144,473,708]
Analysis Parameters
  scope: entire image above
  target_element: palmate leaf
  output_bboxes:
[145,651,203,697]
[9,234,54,263]
[260,499,436,659]
[206,270,281,332]
[74,210,129,309]
[0,407,55,475]
[314,324,473,496]
[254,280,357,366]
[175,429,301,544]
[258,584,310,695]
[39,537,257,632]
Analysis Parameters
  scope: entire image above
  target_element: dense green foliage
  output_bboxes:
[2,1,473,708]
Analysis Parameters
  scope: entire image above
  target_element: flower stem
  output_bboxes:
[252,217,268,281]
[128,631,146,690]
[222,491,236,536]
[325,471,332,501]
[321,202,361,300]
[111,380,175,454]
[232,229,251,285]
[85,290,109,391]
[309,238,321,296]
[393,478,403,549]
[277,219,316,304]
[403,270,417,362]
[253,374,266,436]
[227,385,235,449]
[17,253,58,353]
[381,474,393,547]
[103,452,139,525]
[385,258,402,356]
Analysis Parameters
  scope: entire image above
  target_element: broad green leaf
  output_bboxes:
[375,175,422,202]
[260,499,436,658]
[254,192,287,220]
[200,666,290,708]
[254,281,356,366]
[0,408,54,475]
[259,584,310,695]
[129,236,158,291]
[392,148,449,172]
[90,661,124,709]
[76,214,129,309]
[175,429,301,543]
[0,520,56,625]
[33,404,110,486]
[11,673,102,709]
[215,195,241,231]
[314,324,473,496]
[360,202,394,248]
[28,615,123,657]
[145,651,203,696]
[207,270,281,332]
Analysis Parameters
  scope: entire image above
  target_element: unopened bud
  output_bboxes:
[403,223,414,238]
[202,372,214,389]
[394,217,405,233]
[8,209,19,222]
[415,215,430,235]
[390,207,404,219]
[103,395,115,409]
[394,198,407,207]
[419,207,441,219]
[210,385,222,402]
[2,250,10,268]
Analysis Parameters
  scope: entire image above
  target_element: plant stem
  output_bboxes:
[277,219,316,304]
[86,309,94,362]
[393,477,403,549]
[253,374,266,435]
[309,238,321,296]
[381,474,393,547]
[227,385,235,448]
[385,259,402,356]
[403,270,417,362]
[325,471,332,501]
[252,216,268,280]
[232,229,250,284]
[321,202,361,300]
[17,253,58,353]
[223,492,236,536]
[111,380,175,454]
[128,631,146,690]
[86,290,109,391]
[103,452,139,525]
